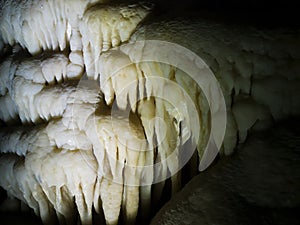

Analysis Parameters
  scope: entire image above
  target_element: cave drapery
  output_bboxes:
[0,0,300,224]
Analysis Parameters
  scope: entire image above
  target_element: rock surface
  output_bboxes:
[151,118,300,225]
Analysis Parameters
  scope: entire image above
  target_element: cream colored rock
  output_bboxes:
[80,2,152,79]
[0,1,300,225]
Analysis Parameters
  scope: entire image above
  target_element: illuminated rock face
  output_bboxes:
[150,119,300,225]
[0,1,300,225]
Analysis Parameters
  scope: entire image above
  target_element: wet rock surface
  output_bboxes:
[151,118,300,225]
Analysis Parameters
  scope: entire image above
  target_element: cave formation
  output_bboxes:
[0,0,299,224]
